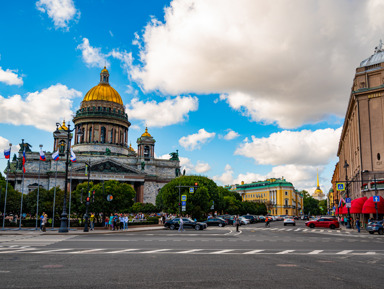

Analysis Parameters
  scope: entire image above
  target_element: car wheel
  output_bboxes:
[195,225,201,230]
[219,223,223,227]
[330,224,335,229]
[369,231,374,234]
[309,224,315,229]
[378,229,383,235]
[284,224,286,226]
[293,224,296,226]
[170,224,175,230]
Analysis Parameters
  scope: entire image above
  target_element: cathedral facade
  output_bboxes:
[6,68,181,204]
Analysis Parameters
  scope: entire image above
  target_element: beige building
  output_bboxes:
[337,41,384,201]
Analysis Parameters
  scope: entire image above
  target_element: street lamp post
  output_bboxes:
[54,123,82,233]
[344,160,351,229]
[84,161,91,232]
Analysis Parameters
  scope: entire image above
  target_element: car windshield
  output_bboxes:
[183,218,193,222]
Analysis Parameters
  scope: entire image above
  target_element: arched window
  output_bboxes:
[110,128,114,143]
[144,146,150,158]
[101,127,106,144]
[89,127,92,143]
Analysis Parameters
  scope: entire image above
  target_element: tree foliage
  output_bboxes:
[301,190,320,215]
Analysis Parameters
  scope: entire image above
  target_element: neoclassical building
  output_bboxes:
[336,41,384,200]
[6,68,181,204]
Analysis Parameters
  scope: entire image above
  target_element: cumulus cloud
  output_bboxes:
[177,157,210,174]
[194,161,211,174]
[220,129,239,140]
[0,136,20,155]
[130,0,384,128]
[126,96,198,127]
[110,49,133,72]
[235,127,342,166]
[179,129,216,151]
[0,67,23,86]
[36,0,80,30]
[0,84,82,131]
[77,38,110,68]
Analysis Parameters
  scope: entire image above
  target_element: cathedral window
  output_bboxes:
[89,127,92,143]
[110,128,113,143]
[144,145,150,159]
[101,127,106,144]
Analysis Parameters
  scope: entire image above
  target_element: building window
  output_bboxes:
[144,145,150,159]
[285,199,289,206]
[100,127,106,144]
[286,210,288,215]
[378,153,381,161]
[285,191,288,196]
[89,127,92,143]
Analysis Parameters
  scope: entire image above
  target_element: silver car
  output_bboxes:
[283,217,296,226]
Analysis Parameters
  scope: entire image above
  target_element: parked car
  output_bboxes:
[305,218,339,229]
[202,218,227,227]
[241,215,257,224]
[219,215,235,225]
[366,220,384,235]
[301,215,309,220]
[164,218,207,230]
[258,216,266,222]
[238,216,249,225]
[284,217,296,226]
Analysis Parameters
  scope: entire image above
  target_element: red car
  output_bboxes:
[305,218,339,229]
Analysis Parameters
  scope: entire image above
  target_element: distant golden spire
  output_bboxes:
[317,169,320,188]
[141,126,152,137]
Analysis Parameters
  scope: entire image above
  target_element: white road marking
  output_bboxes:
[177,249,202,254]
[243,250,264,254]
[107,249,139,254]
[308,250,323,255]
[319,230,324,232]
[286,229,292,231]
[336,250,353,255]
[210,249,234,254]
[33,249,71,254]
[72,249,105,254]
[0,248,36,254]
[294,229,301,231]
[303,229,308,232]
[276,250,295,254]
[141,249,171,254]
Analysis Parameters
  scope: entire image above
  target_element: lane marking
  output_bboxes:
[141,249,171,254]
[308,250,323,255]
[107,249,139,254]
[276,250,295,254]
[303,229,308,232]
[319,230,324,232]
[294,229,301,231]
[72,249,105,254]
[243,250,264,254]
[0,248,36,254]
[33,249,71,254]
[210,249,234,254]
[177,249,202,254]
[336,250,353,255]
[286,229,293,231]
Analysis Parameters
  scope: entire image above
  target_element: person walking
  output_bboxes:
[178,217,184,232]
[124,214,129,230]
[89,213,95,231]
[109,214,114,230]
[355,217,361,233]
[40,212,45,231]
[114,214,119,230]
[42,214,47,232]
[236,215,240,232]
[119,214,124,230]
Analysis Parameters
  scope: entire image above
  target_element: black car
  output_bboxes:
[218,215,235,225]
[164,218,207,230]
[202,218,226,227]
[241,215,257,224]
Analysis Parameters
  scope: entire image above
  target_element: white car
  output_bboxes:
[283,218,296,226]
[238,217,249,225]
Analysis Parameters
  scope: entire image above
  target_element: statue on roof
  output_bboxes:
[374,39,383,53]
[18,139,32,152]
[169,150,179,161]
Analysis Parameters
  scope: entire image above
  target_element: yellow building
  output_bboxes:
[234,178,303,216]
[327,188,334,215]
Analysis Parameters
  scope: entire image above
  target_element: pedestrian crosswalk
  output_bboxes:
[0,235,76,247]
[0,245,382,256]
[239,227,361,236]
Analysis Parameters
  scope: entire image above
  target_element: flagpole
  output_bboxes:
[68,163,72,229]
[19,145,26,230]
[2,143,11,230]
[35,144,43,230]
[52,160,58,229]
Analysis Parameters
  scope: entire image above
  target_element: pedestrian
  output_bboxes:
[178,217,184,232]
[161,215,165,225]
[90,213,95,231]
[42,214,47,232]
[236,215,240,232]
[40,212,45,231]
[119,214,124,230]
[105,216,109,229]
[110,214,114,230]
[344,216,348,226]
[124,214,129,230]
[355,217,361,233]
[114,214,119,230]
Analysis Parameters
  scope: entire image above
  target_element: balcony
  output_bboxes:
[74,110,129,122]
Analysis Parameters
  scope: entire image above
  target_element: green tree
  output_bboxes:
[301,190,320,215]
[0,174,22,216]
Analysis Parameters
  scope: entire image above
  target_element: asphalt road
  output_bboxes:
[0,220,383,289]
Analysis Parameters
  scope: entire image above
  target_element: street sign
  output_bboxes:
[373,196,380,202]
[210,205,214,210]
[107,195,113,201]
[189,187,194,193]
[345,197,351,203]
[181,201,186,206]
[181,195,187,201]
[182,206,186,211]
[336,183,345,191]
[346,202,351,208]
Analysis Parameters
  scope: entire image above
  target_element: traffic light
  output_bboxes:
[194,182,198,189]
[92,190,95,202]
[86,196,90,204]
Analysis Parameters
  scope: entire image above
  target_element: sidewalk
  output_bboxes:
[0,225,165,235]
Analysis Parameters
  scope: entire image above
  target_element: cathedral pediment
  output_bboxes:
[74,159,142,175]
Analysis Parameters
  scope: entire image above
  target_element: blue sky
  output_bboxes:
[1,0,383,194]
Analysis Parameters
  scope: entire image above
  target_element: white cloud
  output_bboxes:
[0,136,20,155]
[0,67,23,86]
[220,129,239,140]
[36,0,79,30]
[179,128,216,151]
[235,127,342,166]
[110,49,133,72]
[130,0,384,128]
[180,156,194,173]
[126,96,198,127]
[0,84,82,131]
[194,161,211,174]
[77,38,110,68]
[212,164,235,185]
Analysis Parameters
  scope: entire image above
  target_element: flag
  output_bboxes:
[39,149,46,161]
[70,149,76,163]
[4,148,10,159]
[338,197,345,208]
[52,150,59,161]
[22,148,26,173]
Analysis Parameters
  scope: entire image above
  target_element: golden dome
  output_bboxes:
[101,66,109,73]
[83,83,123,105]
[141,127,152,137]
[129,143,135,152]
[59,120,68,131]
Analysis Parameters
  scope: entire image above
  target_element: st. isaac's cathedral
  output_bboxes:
[6,68,181,204]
